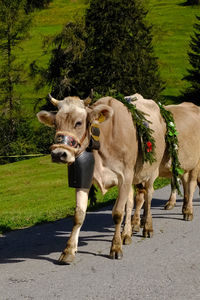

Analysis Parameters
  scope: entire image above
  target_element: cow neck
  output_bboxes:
[76,127,90,156]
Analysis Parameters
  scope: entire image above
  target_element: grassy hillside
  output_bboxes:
[18,0,88,116]
[147,1,200,101]
[0,155,169,234]
[0,156,118,233]
[18,0,200,116]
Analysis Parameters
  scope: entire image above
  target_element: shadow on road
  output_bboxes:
[0,206,114,265]
[0,196,199,265]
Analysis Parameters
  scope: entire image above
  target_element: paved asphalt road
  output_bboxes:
[1,185,200,300]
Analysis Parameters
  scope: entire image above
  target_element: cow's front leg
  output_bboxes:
[58,188,89,264]
[142,171,158,238]
[110,180,132,259]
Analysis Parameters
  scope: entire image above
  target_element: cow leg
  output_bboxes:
[58,188,89,264]
[183,170,197,221]
[142,171,158,238]
[131,184,145,232]
[164,181,177,210]
[181,172,189,216]
[110,179,133,259]
[121,185,134,245]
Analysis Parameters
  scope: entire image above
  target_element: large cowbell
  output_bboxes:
[68,150,95,189]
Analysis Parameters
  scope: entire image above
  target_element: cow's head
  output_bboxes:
[37,95,113,164]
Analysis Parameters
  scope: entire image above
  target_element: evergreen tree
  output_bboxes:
[0,0,31,122]
[77,0,164,98]
[182,16,200,104]
[33,0,164,101]
[30,20,86,100]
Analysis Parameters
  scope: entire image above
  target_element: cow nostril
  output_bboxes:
[51,151,57,161]
[60,151,67,160]
[51,150,68,163]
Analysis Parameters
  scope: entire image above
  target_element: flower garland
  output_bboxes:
[119,96,156,164]
[157,102,183,195]
[91,92,183,193]
[91,91,156,164]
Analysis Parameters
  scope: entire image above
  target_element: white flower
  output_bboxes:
[174,144,178,150]
[169,121,175,127]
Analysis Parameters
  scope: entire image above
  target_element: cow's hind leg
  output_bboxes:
[142,171,158,238]
[182,169,198,221]
[164,181,177,210]
[58,188,89,264]
[121,185,134,245]
[131,184,145,232]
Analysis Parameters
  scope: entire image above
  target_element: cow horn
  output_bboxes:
[84,97,92,106]
[84,89,94,106]
[49,94,59,106]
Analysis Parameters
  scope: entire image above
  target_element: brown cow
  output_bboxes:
[131,97,200,232]
[37,94,166,263]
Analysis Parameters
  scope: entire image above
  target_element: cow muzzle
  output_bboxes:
[51,148,73,163]
[50,132,80,164]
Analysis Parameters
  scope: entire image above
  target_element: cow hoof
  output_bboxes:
[164,202,175,210]
[132,224,140,232]
[58,251,75,264]
[122,235,132,245]
[143,229,153,238]
[110,250,123,260]
[183,213,193,221]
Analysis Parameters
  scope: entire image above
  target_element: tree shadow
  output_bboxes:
[178,1,199,6]
[178,2,190,6]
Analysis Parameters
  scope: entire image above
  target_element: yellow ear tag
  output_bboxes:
[98,112,106,123]
[90,123,100,141]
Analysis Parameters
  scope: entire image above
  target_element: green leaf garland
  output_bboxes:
[118,97,156,164]
[92,91,183,194]
[157,102,183,195]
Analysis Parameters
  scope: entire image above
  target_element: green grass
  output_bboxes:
[0,156,118,233]
[0,155,169,234]
[17,0,88,116]
[147,0,200,101]
[15,0,200,115]
[0,156,74,232]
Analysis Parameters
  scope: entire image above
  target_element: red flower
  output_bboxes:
[146,141,152,152]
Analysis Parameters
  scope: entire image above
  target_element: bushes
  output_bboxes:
[0,116,54,164]
[186,0,200,5]
[25,0,52,12]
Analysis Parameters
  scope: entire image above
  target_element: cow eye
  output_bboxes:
[75,121,82,128]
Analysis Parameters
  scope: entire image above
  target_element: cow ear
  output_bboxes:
[89,105,113,124]
[37,111,55,127]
